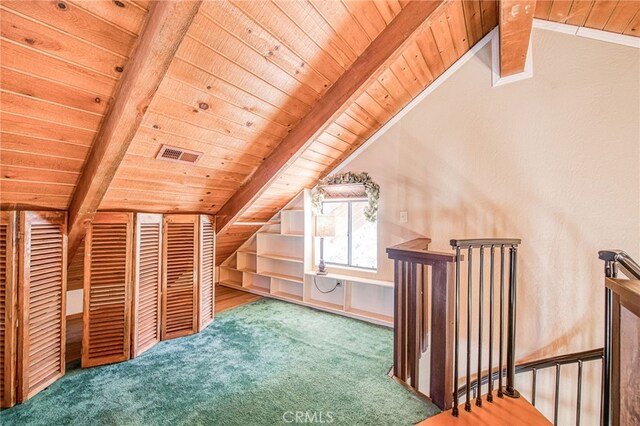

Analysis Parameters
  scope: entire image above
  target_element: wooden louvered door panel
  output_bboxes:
[18,211,67,402]
[198,215,215,331]
[132,214,162,357]
[162,215,198,340]
[1,211,17,408]
[83,213,133,368]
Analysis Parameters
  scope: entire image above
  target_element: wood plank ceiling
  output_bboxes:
[535,0,640,35]
[1,0,638,265]
[215,0,498,264]
[0,0,151,209]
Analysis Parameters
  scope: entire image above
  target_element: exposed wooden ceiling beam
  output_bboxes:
[66,0,202,260]
[499,0,536,77]
[215,0,444,233]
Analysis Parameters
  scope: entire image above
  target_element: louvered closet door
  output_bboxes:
[162,215,198,340]
[132,214,162,357]
[198,215,215,331]
[17,211,67,402]
[82,213,133,368]
[1,212,17,408]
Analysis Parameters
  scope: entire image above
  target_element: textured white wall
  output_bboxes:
[344,28,639,422]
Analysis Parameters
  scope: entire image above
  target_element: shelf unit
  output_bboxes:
[218,189,393,327]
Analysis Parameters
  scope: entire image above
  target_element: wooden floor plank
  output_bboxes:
[419,391,551,426]
[215,284,262,313]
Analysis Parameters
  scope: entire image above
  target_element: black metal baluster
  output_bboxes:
[465,246,473,412]
[476,246,484,407]
[504,246,520,398]
[554,363,561,426]
[576,360,583,426]
[488,245,495,402]
[531,368,537,406]
[452,246,461,417]
[498,245,505,398]
[602,259,616,426]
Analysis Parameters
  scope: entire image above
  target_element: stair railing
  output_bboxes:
[386,238,456,410]
[459,348,604,425]
[449,238,522,416]
[598,250,640,426]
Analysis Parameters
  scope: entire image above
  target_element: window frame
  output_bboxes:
[320,198,377,271]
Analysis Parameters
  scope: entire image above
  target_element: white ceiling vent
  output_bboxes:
[156,145,203,164]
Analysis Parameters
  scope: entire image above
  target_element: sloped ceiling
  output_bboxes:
[1,0,151,209]
[0,0,638,265]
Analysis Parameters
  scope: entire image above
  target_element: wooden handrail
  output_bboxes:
[387,238,456,263]
[449,238,521,248]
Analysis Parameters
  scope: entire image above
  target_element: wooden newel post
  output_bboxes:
[430,260,455,410]
[387,239,455,411]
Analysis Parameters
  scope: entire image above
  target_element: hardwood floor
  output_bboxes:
[215,284,262,314]
[419,391,550,426]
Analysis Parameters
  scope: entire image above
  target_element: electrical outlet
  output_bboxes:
[400,211,408,223]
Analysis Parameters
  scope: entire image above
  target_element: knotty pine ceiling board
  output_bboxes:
[216,0,493,263]
[0,0,149,210]
[220,0,640,264]
[100,0,405,220]
[535,0,640,36]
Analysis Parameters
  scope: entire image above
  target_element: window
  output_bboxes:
[321,199,377,269]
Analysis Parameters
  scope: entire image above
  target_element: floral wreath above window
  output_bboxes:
[311,172,380,222]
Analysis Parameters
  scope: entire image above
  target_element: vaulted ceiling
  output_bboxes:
[1,0,638,264]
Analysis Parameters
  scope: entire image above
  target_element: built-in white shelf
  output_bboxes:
[259,253,303,263]
[238,250,257,255]
[307,272,393,288]
[307,298,344,312]
[244,273,270,293]
[259,270,304,284]
[218,189,393,328]
[345,307,393,324]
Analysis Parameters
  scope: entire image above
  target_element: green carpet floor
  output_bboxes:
[1,299,438,425]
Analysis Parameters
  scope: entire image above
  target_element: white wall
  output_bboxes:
[343,28,639,421]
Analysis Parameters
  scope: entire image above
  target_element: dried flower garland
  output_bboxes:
[311,172,380,222]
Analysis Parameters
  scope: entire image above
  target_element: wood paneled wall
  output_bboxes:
[65,314,82,364]
[67,240,84,291]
